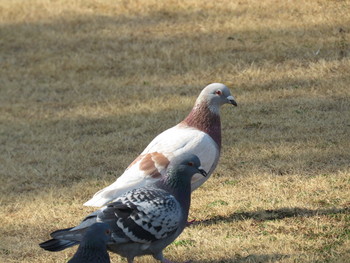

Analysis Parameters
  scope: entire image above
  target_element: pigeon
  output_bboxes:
[84,83,237,207]
[40,154,207,263]
[66,223,111,263]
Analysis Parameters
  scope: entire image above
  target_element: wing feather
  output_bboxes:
[98,188,182,244]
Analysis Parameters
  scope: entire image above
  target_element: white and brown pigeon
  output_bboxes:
[40,154,207,263]
[84,83,237,207]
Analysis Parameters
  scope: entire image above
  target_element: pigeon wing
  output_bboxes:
[99,188,182,244]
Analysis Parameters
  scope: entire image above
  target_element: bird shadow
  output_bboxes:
[194,207,349,226]
[191,253,289,263]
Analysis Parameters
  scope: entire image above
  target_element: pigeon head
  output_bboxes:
[163,153,207,189]
[181,83,237,148]
[196,83,237,114]
[82,222,111,247]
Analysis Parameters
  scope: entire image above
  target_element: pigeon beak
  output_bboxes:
[227,95,237,106]
[197,167,208,177]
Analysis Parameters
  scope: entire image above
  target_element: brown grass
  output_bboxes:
[1,0,349,262]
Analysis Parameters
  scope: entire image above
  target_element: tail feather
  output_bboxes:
[40,227,87,252]
[84,185,128,207]
[39,238,78,251]
[51,228,86,242]
[50,227,74,238]
[83,178,150,207]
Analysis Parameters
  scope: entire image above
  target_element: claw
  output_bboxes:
[186,219,197,227]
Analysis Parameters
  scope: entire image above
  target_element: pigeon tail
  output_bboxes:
[40,226,88,252]
[50,226,75,237]
[84,194,111,207]
[39,238,78,252]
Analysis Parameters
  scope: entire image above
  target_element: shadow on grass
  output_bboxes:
[195,207,350,226]
[1,9,348,85]
[191,253,289,263]
[1,94,349,194]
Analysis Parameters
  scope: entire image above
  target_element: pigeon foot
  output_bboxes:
[186,219,197,227]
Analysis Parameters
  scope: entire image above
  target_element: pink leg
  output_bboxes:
[186,219,197,227]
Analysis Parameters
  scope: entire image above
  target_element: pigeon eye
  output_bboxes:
[215,90,222,95]
[105,229,111,235]
[187,162,194,166]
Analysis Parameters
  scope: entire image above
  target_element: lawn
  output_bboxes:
[0,0,349,262]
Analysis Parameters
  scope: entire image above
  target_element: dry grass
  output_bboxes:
[1,0,349,262]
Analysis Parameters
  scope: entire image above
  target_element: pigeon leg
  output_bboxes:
[186,219,196,227]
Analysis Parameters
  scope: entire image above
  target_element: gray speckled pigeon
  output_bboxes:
[40,154,207,263]
[66,223,111,263]
[84,83,237,207]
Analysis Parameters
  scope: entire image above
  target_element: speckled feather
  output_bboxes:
[105,187,182,243]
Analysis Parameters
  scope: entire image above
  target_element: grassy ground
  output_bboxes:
[1,0,349,262]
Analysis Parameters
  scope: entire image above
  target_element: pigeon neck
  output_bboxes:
[80,239,106,250]
[74,243,109,262]
[181,100,221,148]
[157,171,192,214]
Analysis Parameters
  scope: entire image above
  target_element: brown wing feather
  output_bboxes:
[128,152,170,178]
